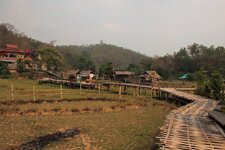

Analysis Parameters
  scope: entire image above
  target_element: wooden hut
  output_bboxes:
[79,70,95,81]
[63,69,79,81]
[139,71,161,85]
[114,70,135,82]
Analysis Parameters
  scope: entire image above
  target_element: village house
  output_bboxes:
[79,70,95,82]
[63,69,79,81]
[139,70,161,85]
[0,44,31,62]
[0,44,32,73]
[114,70,135,82]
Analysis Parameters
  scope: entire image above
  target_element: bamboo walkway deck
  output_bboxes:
[158,88,225,150]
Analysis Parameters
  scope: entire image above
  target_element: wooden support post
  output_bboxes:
[107,85,110,91]
[98,84,101,94]
[133,87,136,96]
[136,87,139,96]
[11,84,14,101]
[119,86,122,99]
[153,89,155,98]
[144,88,146,95]
[33,85,36,101]
[159,91,162,99]
[165,93,168,100]
[80,82,82,94]
[155,90,158,98]
[124,86,127,94]
[60,84,63,100]
[139,87,141,96]
[150,88,153,100]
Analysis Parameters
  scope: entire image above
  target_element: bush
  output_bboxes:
[194,71,223,100]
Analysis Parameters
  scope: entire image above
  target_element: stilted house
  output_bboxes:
[114,70,135,82]
[139,71,161,85]
[79,70,95,82]
[63,69,79,81]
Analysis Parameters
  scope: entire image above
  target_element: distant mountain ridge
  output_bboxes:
[57,43,148,69]
[0,23,148,71]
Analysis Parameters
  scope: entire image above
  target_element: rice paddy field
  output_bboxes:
[0,79,176,150]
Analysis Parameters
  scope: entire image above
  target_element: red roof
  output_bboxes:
[5,44,18,49]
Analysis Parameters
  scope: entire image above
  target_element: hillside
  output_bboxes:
[57,44,148,70]
[0,23,47,50]
[0,23,148,72]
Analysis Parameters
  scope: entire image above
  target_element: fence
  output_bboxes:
[0,83,125,101]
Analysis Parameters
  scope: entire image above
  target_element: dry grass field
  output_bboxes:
[0,79,176,150]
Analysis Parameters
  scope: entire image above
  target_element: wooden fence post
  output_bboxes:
[11,84,14,100]
[80,82,82,94]
[139,87,141,96]
[98,84,101,94]
[136,87,139,97]
[133,87,136,96]
[60,84,63,99]
[150,88,153,100]
[33,85,36,101]
[119,86,122,99]
[124,86,127,94]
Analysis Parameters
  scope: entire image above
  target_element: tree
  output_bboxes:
[194,71,210,97]
[210,72,222,100]
[17,59,26,73]
[0,62,9,75]
[39,47,64,72]
[99,62,113,78]
[127,64,143,75]
[194,71,223,100]
[139,57,153,71]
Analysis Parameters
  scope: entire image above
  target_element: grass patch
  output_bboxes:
[0,79,176,149]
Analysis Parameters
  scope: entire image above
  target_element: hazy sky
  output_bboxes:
[0,0,225,56]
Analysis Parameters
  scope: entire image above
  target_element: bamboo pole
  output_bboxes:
[136,87,139,97]
[124,86,127,94]
[80,82,82,94]
[107,85,110,91]
[33,85,36,101]
[119,86,122,99]
[60,84,63,99]
[11,84,14,101]
[98,84,101,94]
[150,88,153,100]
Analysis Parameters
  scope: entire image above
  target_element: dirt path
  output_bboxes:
[79,133,99,150]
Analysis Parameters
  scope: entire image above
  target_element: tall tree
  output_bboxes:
[39,47,64,72]
[99,62,114,77]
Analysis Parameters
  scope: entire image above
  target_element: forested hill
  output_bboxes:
[0,23,48,50]
[56,44,148,69]
[2,23,225,80]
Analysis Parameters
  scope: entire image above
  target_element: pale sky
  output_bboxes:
[0,0,225,56]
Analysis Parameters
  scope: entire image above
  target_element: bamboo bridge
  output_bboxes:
[39,79,225,149]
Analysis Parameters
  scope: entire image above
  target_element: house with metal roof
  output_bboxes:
[114,70,135,82]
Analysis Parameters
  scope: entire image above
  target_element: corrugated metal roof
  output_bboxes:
[115,70,135,76]
[80,70,94,77]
